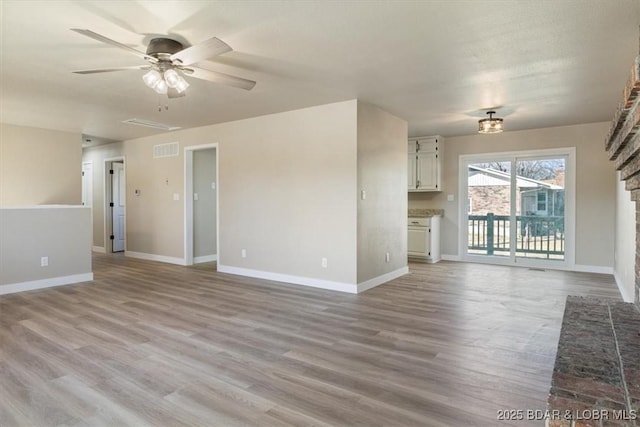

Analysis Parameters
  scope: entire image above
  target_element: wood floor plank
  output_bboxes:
[0,253,622,426]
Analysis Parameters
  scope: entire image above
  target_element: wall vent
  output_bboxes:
[153,142,180,158]
[122,118,181,131]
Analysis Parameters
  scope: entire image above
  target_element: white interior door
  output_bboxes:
[112,162,125,252]
[81,162,93,207]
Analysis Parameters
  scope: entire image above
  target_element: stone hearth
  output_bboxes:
[548,296,640,427]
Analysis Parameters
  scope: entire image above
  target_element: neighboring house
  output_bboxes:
[467,165,564,217]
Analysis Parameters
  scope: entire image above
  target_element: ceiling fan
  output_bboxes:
[71,29,256,98]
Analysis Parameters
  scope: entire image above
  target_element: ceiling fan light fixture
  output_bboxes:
[153,78,168,94]
[174,75,190,93]
[142,69,162,88]
[72,29,257,99]
[478,111,504,134]
[163,69,180,88]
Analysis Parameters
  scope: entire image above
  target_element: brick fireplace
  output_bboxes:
[546,49,640,427]
[605,54,640,306]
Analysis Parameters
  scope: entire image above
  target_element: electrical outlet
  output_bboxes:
[361,190,366,200]
[40,256,48,267]
[385,252,390,263]
[241,249,247,258]
[447,194,455,202]
[211,182,216,190]
[321,257,328,268]
[194,193,199,201]
[173,193,180,201]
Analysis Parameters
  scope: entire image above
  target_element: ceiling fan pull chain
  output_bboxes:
[156,95,169,112]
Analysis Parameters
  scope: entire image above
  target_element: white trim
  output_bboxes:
[572,264,614,275]
[194,255,217,263]
[125,251,187,266]
[357,267,409,293]
[0,273,94,295]
[92,246,106,253]
[217,264,359,293]
[614,271,635,303]
[184,143,219,266]
[436,255,613,276]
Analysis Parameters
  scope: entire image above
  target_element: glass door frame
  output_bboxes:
[458,147,576,270]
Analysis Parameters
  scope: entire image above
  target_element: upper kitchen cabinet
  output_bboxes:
[408,136,443,192]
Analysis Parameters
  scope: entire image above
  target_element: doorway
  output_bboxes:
[184,144,218,266]
[460,147,575,269]
[104,158,126,253]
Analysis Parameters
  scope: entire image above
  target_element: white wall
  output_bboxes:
[409,122,616,269]
[0,206,92,292]
[614,172,636,302]
[356,101,408,283]
[123,100,359,285]
[0,123,82,206]
[82,142,124,249]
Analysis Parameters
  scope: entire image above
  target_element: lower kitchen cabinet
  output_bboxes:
[408,216,441,263]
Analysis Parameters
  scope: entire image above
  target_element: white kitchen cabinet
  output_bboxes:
[408,136,442,192]
[407,216,441,263]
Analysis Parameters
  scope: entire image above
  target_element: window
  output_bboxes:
[537,192,547,212]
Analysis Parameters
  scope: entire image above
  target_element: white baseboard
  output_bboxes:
[125,251,187,266]
[92,246,106,253]
[432,255,613,276]
[217,264,358,293]
[0,273,94,295]
[572,264,614,275]
[357,267,409,293]
[614,271,635,303]
[217,265,408,294]
[194,255,217,264]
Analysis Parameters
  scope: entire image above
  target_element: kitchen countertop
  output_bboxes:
[408,208,444,217]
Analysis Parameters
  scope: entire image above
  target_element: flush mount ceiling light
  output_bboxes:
[478,111,504,134]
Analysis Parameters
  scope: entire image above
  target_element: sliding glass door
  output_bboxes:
[461,148,574,268]
[515,157,566,262]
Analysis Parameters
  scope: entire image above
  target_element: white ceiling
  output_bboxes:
[2,0,639,143]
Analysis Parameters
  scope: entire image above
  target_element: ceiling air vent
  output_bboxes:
[153,142,179,158]
[122,118,181,131]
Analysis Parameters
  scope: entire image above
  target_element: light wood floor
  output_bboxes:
[0,254,621,426]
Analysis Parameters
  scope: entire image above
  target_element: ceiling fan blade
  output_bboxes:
[72,65,150,74]
[170,37,232,66]
[186,67,256,90]
[71,29,156,63]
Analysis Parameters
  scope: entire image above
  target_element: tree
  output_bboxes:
[473,159,564,181]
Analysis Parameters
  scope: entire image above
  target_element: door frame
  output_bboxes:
[458,147,576,270]
[104,156,126,254]
[184,143,219,266]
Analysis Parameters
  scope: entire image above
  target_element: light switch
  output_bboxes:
[447,194,455,202]
[173,193,180,201]
[211,182,216,190]
[194,193,199,201]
